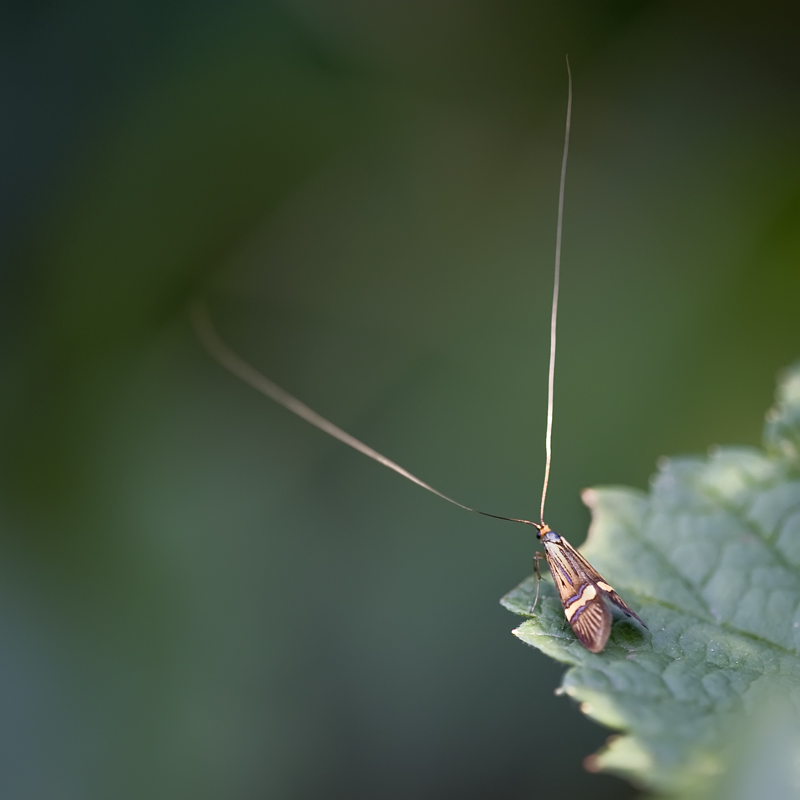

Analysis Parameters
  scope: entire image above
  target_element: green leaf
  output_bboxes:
[502,361,800,795]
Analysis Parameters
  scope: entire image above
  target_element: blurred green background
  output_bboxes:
[2,1,800,798]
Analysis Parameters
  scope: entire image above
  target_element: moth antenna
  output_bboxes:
[191,300,538,530]
[193,62,572,535]
[539,55,572,527]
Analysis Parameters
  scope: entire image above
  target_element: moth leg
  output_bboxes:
[529,552,544,615]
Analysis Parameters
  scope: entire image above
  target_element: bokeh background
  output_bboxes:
[2,2,800,798]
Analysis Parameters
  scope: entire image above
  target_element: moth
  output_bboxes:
[535,525,646,653]
[193,57,646,653]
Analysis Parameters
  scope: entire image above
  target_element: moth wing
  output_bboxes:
[567,546,648,630]
[596,582,648,628]
[543,541,613,653]
[569,593,612,653]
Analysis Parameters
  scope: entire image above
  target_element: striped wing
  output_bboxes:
[567,544,647,628]
[568,587,611,653]
[543,535,644,653]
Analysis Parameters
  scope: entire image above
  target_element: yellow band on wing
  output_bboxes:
[564,584,597,621]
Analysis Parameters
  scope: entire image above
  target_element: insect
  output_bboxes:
[533,526,645,652]
[193,57,645,653]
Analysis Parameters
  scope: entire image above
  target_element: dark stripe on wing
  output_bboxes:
[569,597,611,653]
[596,581,647,628]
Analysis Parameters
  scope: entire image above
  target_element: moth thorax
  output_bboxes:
[540,528,562,545]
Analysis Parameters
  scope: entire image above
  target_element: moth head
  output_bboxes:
[538,526,561,544]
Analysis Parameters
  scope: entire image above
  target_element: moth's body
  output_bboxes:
[538,525,645,653]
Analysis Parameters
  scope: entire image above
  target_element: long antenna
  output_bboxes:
[539,55,572,527]
[195,59,572,535]
[192,302,537,529]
